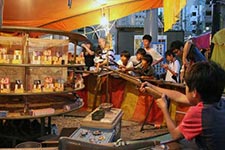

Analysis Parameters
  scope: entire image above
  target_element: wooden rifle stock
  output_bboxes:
[103,67,162,99]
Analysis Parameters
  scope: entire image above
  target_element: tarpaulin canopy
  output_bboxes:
[2,0,186,32]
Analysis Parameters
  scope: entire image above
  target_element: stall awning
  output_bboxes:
[2,0,186,32]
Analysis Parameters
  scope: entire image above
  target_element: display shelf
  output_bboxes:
[0,102,84,120]
[0,92,84,120]
[0,85,85,96]
[0,63,85,67]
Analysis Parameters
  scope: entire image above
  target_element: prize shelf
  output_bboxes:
[0,26,87,118]
[0,27,88,145]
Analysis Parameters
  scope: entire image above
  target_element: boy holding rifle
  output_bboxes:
[140,61,225,149]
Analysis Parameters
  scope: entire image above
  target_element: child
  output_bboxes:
[125,48,146,72]
[117,50,133,71]
[161,50,180,83]
[140,61,225,149]
[134,54,155,79]
[142,34,163,66]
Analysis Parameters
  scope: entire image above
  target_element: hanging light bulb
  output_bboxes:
[100,13,109,27]
[96,0,107,5]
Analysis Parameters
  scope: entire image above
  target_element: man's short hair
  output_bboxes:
[165,50,175,57]
[185,61,225,104]
[142,54,153,65]
[120,50,131,59]
[142,35,152,42]
[136,48,146,56]
[170,40,184,51]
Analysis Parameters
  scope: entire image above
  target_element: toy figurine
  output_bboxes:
[12,50,22,64]
[32,80,42,93]
[0,77,10,93]
[14,80,24,93]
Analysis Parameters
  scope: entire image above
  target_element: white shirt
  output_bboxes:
[165,59,180,83]
[145,48,163,63]
[117,60,133,68]
[129,56,141,68]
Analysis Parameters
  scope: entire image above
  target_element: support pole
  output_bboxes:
[0,0,4,27]
[144,9,158,42]
[211,0,220,37]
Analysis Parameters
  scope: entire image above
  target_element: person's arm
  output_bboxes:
[150,48,163,66]
[81,44,94,55]
[161,64,178,76]
[182,41,192,66]
[152,57,163,66]
[140,82,190,105]
[156,95,183,139]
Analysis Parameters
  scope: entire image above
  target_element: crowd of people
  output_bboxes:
[80,34,207,83]
[80,34,225,149]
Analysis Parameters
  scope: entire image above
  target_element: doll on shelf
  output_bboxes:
[12,50,22,64]
[54,79,64,92]
[43,77,54,92]
[0,77,10,93]
[14,80,24,93]
[32,80,42,93]
[74,74,84,89]
[0,48,9,64]
[42,50,52,65]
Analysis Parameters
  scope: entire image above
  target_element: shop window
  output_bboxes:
[192,12,197,16]
[192,21,197,25]
[206,11,212,16]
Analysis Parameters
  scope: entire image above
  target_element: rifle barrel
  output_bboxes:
[103,67,162,98]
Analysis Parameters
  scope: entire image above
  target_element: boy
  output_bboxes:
[142,34,163,66]
[140,61,225,149]
[134,54,155,79]
[117,50,133,70]
[170,40,206,82]
[161,50,180,83]
[129,48,146,68]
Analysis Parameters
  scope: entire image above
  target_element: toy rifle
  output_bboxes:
[103,66,161,99]
[59,136,178,150]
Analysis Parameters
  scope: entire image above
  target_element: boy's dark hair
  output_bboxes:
[95,49,102,56]
[142,35,152,42]
[185,61,225,104]
[120,50,131,59]
[136,48,146,56]
[142,54,153,65]
[165,50,175,57]
[170,40,184,51]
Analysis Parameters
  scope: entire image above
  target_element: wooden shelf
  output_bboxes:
[0,102,84,120]
[0,63,85,67]
[0,85,85,96]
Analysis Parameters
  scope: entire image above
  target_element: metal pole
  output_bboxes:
[211,0,221,56]
[212,0,220,37]
[0,0,4,27]
[144,9,158,42]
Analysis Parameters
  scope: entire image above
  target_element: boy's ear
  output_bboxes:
[192,89,198,98]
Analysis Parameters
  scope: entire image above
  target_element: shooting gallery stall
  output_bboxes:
[76,72,188,126]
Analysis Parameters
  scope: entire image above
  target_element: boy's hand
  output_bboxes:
[161,64,168,69]
[156,94,168,110]
[139,81,150,93]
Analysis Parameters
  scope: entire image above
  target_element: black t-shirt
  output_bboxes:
[83,49,94,68]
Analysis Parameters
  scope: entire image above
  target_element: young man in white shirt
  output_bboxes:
[142,34,163,66]
[161,50,180,83]
[117,50,133,69]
